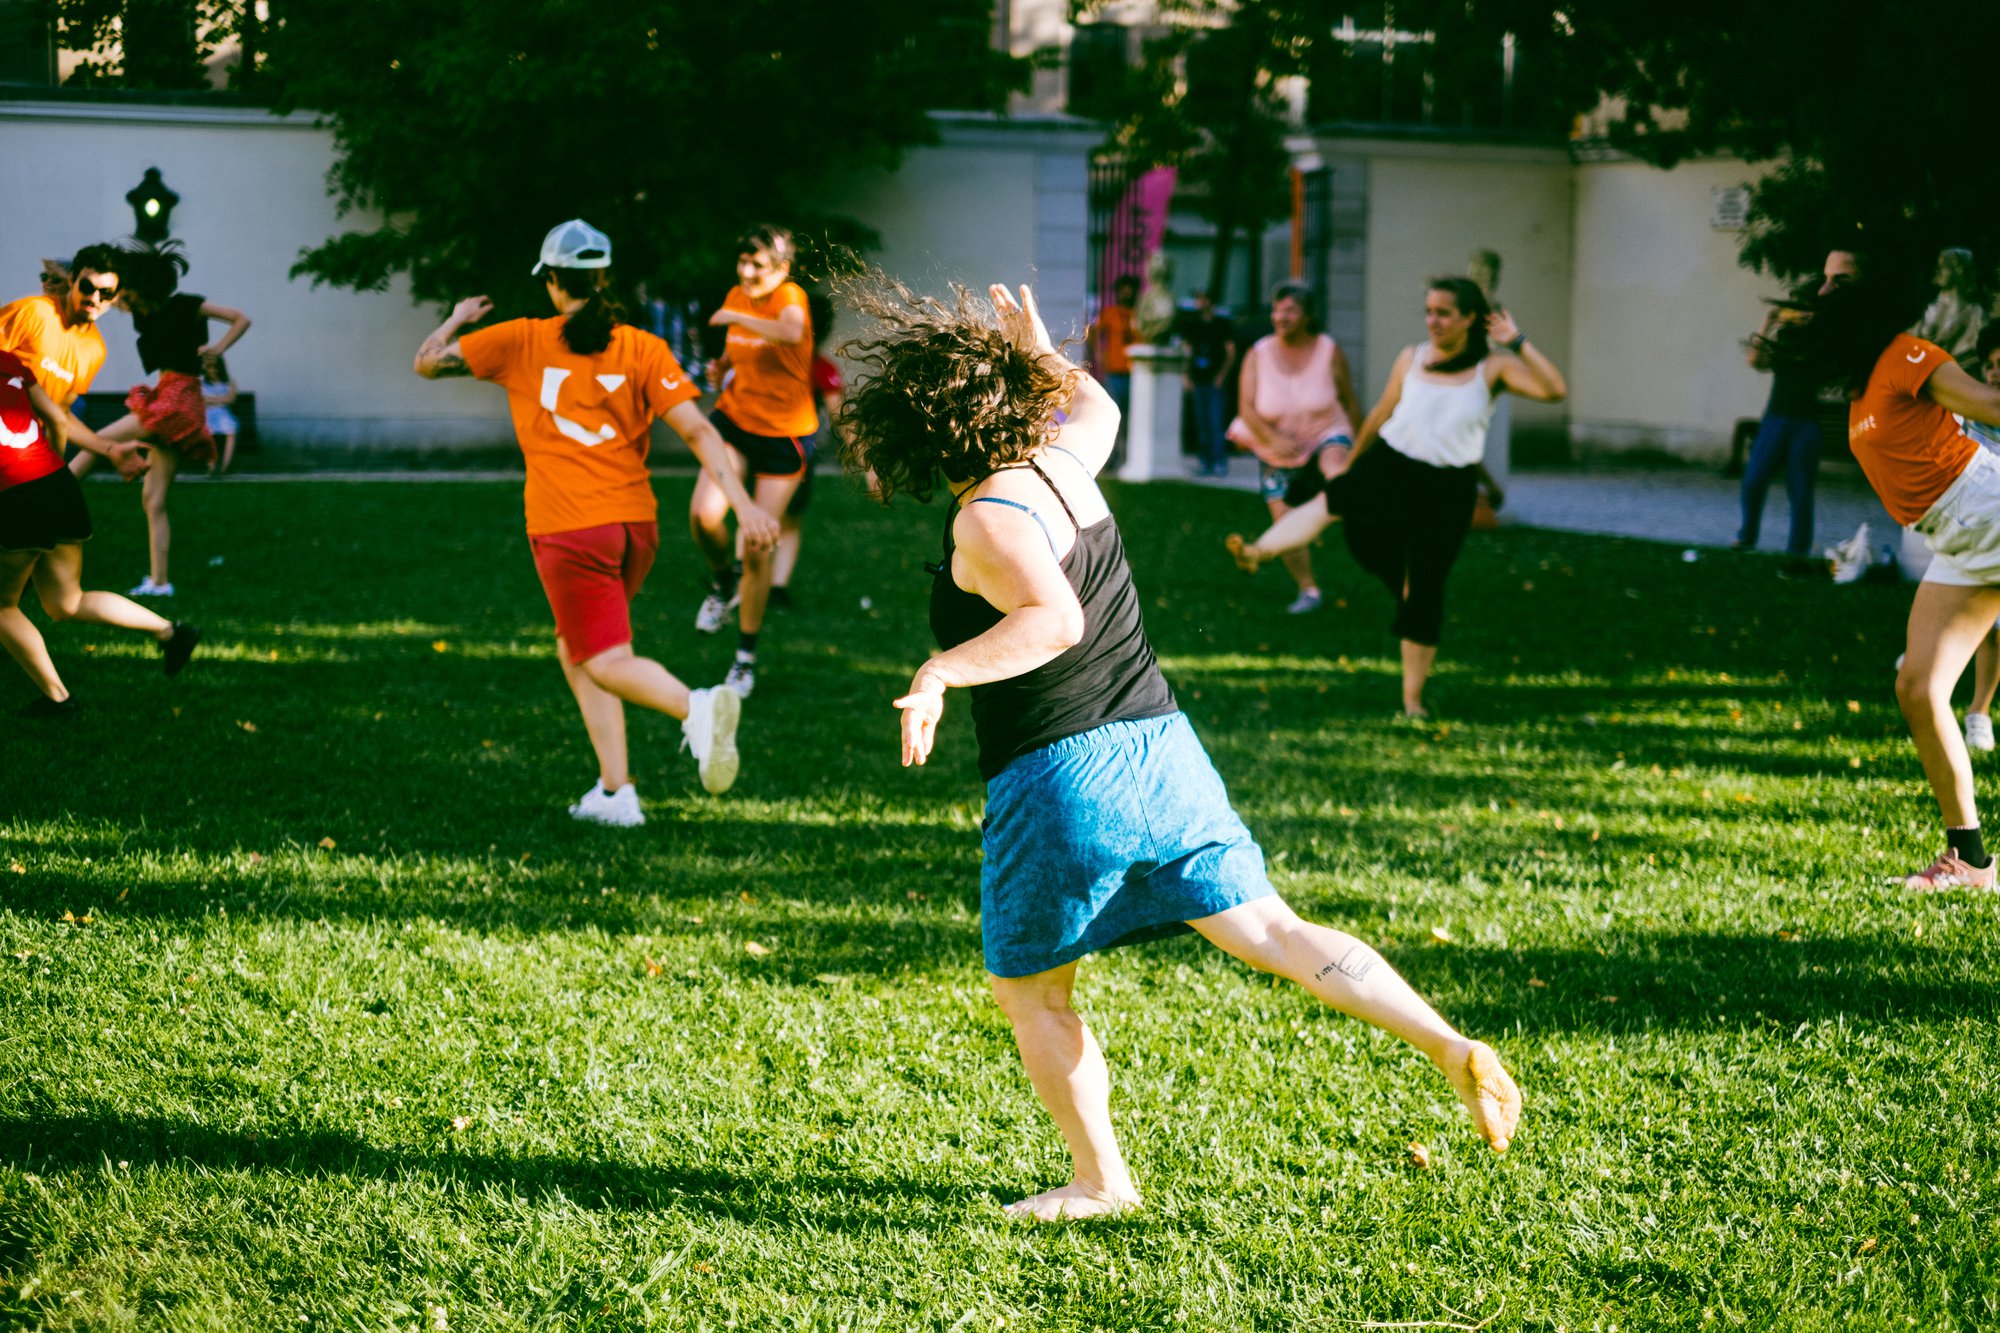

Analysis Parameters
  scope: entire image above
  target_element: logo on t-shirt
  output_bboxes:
[1851,414,1878,439]
[1907,349,1928,365]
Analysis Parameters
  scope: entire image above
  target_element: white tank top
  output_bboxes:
[1379,348,1498,468]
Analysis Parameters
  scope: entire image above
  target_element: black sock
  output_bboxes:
[736,632,758,658]
[1947,825,1990,868]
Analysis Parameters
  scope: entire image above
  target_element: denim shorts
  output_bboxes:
[1258,435,1353,503]
[980,712,1275,978]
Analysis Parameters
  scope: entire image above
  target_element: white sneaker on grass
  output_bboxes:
[569,780,644,828]
[1967,713,1995,753]
[694,583,740,634]
[724,657,756,698]
[129,576,174,597]
[682,685,742,794]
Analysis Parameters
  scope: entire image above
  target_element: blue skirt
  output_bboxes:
[980,712,1276,978]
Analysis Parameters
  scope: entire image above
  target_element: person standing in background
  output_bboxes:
[1735,287,1824,565]
[1180,290,1237,478]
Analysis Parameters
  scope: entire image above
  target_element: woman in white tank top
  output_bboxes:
[1226,276,1566,716]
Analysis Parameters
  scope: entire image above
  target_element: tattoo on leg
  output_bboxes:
[1314,945,1375,984]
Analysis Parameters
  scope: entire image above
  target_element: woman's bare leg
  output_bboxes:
[556,635,630,790]
[0,551,66,700]
[1191,895,1521,1153]
[1402,639,1437,718]
[31,543,173,638]
[1228,493,1336,572]
[67,414,145,479]
[1267,496,1316,597]
[1970,625,2000,720]
[578,642,692,719]
[772,513,803,589]
[218,432,236,473]
[142,446,179,586]
[689,462,740,580]
[1895,582,2000,829]
[737,473,802,638]
[989,962,1142,1221]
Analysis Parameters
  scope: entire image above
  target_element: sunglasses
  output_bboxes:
[76,276,119,301]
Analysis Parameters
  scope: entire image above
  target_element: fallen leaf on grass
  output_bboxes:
[247,853,264,865]
[1847,700,1862,713]
[432,640,450,653]
[449,1115,475,1131]
[643,957,663,977]
[1857,1238,1877,1255]
[59,909,94,925]
[1849,757,1864,768]
[1429,926,1453,944]
[744,941,773,958]
[1598,995,1620,1004]
[8,862,22,874]
[318,837,337,850]
[235,719,258,733]
[1406,1142,1432,1169]
[1527,978,1547,989]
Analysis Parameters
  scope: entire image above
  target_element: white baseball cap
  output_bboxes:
[532,219,613,274]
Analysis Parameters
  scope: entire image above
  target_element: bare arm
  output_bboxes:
[1233,346,1287,452]
[413,296,493,378]
[61,405,148,479]
[1330,343,1362,432]
[204,380,238,406]
[990,282,1121,477]
[1926,360,2000,426]
[893,504,1086,767]
[660,399,780,551]
[1348,346,1414,459]
[1487,310,1567,403]
[198,302,252,361]
[710,303,806,346]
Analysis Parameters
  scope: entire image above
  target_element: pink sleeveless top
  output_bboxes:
[1226,334,1352,468]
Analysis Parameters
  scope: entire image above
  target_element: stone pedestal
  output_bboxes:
[1120,343,1189,482]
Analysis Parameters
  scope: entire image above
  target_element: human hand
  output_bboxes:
[893,670,947,766]
[991,283,1056,356]
[112,442,150,481]
[453,296,494,326]
[1486,308,1522,349]
[734,500,780,553]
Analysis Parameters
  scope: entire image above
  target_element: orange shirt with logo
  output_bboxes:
[0,295,106,405]
[1848,334,1980,525]
[715,281,816,438]
[459,317,699,536]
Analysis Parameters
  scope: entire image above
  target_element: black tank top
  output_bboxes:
[928,455,1177,779]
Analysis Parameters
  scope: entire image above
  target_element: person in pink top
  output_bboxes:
[1772,247,2000,891]
[1226,284,1360,613]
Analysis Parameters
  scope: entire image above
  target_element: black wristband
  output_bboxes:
[1505,333,1526,354]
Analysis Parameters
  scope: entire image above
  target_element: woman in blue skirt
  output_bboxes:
[843,277,1522,1220]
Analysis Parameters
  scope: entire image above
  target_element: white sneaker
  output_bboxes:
[724,658,756,698]
[568,780,644,828]
[129,577,174,597]
[694,583,740,634]
[682,685,742,794]
[1286,588,1323,614]
[1968,713,1995,752]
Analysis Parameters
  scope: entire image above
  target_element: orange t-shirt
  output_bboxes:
[0,295,106,405]
[715,281,815,437]
[458,317,699,536]
[1097,303,1135,374]
[1848,334,1980,525]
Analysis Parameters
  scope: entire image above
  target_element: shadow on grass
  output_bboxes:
[0,1106,991,1234]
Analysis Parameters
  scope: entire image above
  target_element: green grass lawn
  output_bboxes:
[3,474,1996,1331]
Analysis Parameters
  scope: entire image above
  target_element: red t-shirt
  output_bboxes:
[0,350,63,490]
[1848,334,1980,525]
[458,318,699,536]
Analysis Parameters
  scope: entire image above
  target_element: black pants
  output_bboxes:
[1296,443,1478,647]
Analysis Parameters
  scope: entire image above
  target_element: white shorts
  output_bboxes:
[1917,447,2000,586]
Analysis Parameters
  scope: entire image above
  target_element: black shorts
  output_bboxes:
[713,409,808,478]
[0,467,92,553]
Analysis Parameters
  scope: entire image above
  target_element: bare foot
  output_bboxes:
[1003,1180,1141,1222]
[1225,533,1262,574]
[1441,1040,1521,1153]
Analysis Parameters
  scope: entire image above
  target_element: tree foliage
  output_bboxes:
[257,0,1024,311]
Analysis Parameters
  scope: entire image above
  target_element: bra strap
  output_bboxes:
[965,496,1059,558]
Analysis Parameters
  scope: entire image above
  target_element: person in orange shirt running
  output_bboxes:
[415,219,778,824]
[1,244,201,718]
[691,224,816,698]
[1776,247,2000,890]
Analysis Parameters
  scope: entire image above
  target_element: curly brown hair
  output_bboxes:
[836,275,1078,505]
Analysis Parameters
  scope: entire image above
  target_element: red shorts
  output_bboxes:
[127,370,216,463]
[529,521,659,664]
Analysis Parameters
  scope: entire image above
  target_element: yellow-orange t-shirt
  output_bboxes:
[1849,334,1980,525]
[715,281,816,437]
[0,295,106,405]
[459,317,699,536]
[1097,303,1135,375]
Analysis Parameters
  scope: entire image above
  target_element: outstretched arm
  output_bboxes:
[894,504,1085,766]
[60,403,149,480]
[709,302,806,346]
[414,297,493,378]
[661,399,780,551]
[1926,360,2000,426]
[990,283,1121,476]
